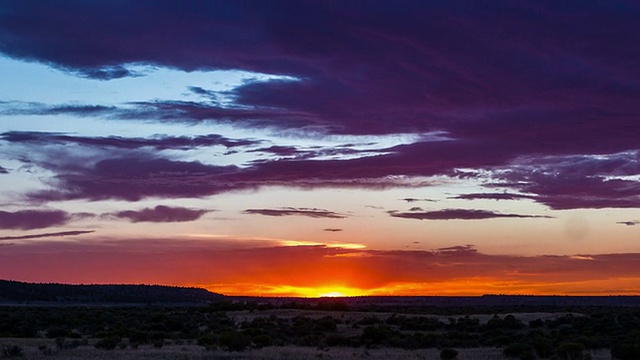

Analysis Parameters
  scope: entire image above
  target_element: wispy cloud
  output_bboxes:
[0,230,95,241]
[401,198,437,203]
[0,131,260,150]
[617,220,640,226]
[243,207,346,219]
[388,209,553,221]
[451,193,537,201]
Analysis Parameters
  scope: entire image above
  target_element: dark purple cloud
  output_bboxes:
[492,152,640,210]
[401,198,437,203]
[0,230,95,241]
[0,131,259,150]
[29,156,241,202]
[0,1,638,210]
[323,228,343,232]
[243,207,346,219]
[617,221,640,226]
[23,140,499,202]
[389,209,553,221]
[452,193,538,201]
[0,2,636,133]
[0,165,8,174]
[110,206,210,223]
[0,210,71,230]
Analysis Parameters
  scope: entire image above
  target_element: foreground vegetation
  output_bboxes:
[1,300,640,359]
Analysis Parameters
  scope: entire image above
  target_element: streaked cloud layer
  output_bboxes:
[0,1,639,295]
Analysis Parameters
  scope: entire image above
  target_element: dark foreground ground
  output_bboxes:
[2,297,640,360]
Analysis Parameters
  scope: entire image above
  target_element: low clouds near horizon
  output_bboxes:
[2,239,640,296]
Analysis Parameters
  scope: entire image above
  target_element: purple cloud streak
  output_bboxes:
[0,131,259,150]
[452,193,538,201]
[389,209,553,221]
[110,205,210,223]
[0,210,71,230]
[617,221,640,226]
[0,230,95,241]
[243,207,346,219]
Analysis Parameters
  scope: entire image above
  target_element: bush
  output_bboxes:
[218,330,251,351]
[37,344,54,356]
[252,334,272,348]
[532,337,555,358]
[504,343,534,359]
[128,330,150,345]
[152,338,164,348]
[440,348,459,360]
[612,342,640,360]
[0,345,23,358]
[197,333,217,348]
[326,334,350,347]
[94,336,121,350]
[556,342,587,360]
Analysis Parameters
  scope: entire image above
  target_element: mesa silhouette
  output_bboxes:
[0,280,223,304]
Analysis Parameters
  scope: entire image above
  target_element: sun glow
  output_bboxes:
[266,285,367,298]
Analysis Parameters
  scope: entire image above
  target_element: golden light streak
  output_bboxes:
[279,240,366,249]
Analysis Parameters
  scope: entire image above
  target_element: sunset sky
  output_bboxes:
[1,1,640,297]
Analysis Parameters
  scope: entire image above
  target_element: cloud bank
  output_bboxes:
[0,2,638,211]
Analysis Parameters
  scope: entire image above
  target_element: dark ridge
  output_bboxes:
[0,279,224,304]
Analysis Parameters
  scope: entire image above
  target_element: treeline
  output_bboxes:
[2,303,640,359]
[0,280,222,304]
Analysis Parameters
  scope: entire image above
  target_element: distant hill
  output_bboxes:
[0,280,224,304]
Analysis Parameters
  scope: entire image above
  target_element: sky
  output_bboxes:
[1,1,640,297]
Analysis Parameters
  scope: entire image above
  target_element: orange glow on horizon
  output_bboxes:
[6,239,640,298]
[200,276,640,297]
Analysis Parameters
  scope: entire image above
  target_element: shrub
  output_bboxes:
[197,333,217,348]
[611,342,640,360]
[440,348,459,360]
[556,342,587,360]
[37,344,54,356]
[128,330,150,345]
[252,334,272,348]
[94,336,121,350]
[325,334,350,347]
[532,337,555,358]
[0,345,23,358]
[504,343,534,359]
[218,330,251,351]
